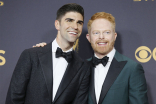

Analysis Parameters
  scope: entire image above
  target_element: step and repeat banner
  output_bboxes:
[0,0,155,104]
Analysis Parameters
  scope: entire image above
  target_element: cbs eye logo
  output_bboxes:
[135,46,156,63]
[0,1,4,6]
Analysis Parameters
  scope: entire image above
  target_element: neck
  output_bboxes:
[56,35,74,52]
[95,53,107,59]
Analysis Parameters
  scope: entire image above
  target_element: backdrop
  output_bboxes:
[0,0,155,104]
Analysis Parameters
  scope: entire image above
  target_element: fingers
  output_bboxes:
[32,42,47,47]
[40,42,47,47]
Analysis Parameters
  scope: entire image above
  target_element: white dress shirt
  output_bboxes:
[52,39,73,101]
[94,48,116,103]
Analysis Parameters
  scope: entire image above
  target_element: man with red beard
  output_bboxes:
[86,12,148,104]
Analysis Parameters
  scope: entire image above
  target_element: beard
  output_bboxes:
[91,40,115,56]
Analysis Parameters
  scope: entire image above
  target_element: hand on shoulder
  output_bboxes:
[33,42,47,47]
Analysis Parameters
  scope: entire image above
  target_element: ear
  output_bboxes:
[55,20,60,31]
[114,32,117,41]
[86,33,91,43]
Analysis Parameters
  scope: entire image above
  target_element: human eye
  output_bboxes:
[104,31,110,35]
[93,31,100,35]
[66,19,73,22]
[78,21,83,25]
[106,31,110,34]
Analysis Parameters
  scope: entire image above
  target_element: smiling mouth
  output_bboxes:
[97,42,107,46]
[68,31,78,35]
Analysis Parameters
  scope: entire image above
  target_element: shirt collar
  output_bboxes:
[52,39,73,53]
[94,48,116,62]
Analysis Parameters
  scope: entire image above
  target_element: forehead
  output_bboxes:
[91,19,113,31]
[61,12,83,21]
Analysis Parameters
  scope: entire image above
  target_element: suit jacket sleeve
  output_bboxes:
[72,63,91,104]
[129,63,148,104]
[6,49,32,104]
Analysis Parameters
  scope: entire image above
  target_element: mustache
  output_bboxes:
[95,40,109,44]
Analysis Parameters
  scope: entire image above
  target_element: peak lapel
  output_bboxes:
[98,58,127,104]
[53,51,83,103]
[88,58,97,104]
[90,67,97,104]
[38,43,53,101]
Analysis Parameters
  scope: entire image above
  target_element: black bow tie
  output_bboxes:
[56,47,73,63]
[92,56,109,67]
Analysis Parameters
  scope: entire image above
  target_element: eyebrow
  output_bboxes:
[78,20,84,24]
[65,18,74,21]
[65,18,84,23]
[92,30,111,33]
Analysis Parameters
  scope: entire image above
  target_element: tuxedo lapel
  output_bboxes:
[98,57,127,104]
[90,67,97,104]
[53,51,83,103]
[38,42,53,101]
[87,58,97,104]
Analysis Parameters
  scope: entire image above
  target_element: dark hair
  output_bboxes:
[56,3,84,21]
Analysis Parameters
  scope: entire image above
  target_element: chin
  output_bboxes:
[70,37,79,41]
[96,50,108,56]
[95,47,113,55]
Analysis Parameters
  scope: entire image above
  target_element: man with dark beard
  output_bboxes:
[86,12,148,104]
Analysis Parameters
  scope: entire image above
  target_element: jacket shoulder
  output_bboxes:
[115,51,139,65]
[22,42,52,54]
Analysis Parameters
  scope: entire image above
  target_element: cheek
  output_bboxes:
[78,26,83,31]
[108,36,115,42]
[62,23,69,29]
[112,37,116,41]
[90,38,97,44]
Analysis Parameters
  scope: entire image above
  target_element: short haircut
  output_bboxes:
[87,12,116,32]
[56,3,84,21]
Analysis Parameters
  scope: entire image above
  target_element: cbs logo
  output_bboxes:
[0,50,6,66]
[135,46,156,63]
[0,1,4,6]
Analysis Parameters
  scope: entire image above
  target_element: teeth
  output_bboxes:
[68,32,77,34]
[98,43,106,45]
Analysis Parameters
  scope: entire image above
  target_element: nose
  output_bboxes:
[72,22,78,30]
[99,33,104,39]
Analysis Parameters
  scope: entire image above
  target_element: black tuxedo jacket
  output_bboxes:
[6,42,91,104]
